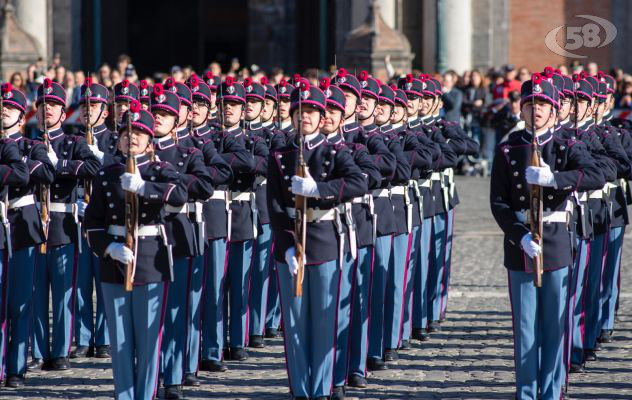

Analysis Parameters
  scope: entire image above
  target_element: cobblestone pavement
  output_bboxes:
[6,177,632,399]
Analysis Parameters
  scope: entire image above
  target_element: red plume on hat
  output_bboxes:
[205,71,214,83]
[165,77,175,89]
[358,70,368,81]
[130,100,141,113]
[598,70,605,81]
[225,76,235,86]
[122,79,130,88]
[43,78,52,89]
[154,83,164,96]
[319,77,331,91]
[572,73,580,83]
[279,78,287,87]
[292,74,301,85]
[85,77,93,87]
[580,71,587,80]
[189,74,199,87]
[260,77,268,86]
[406,73,413,83]
[337,68,347,78]
[544,66,553,78]
[532,73,543,85]
[1,82,12,94]
[554,69,561,75]
[300,79,309,91]
[419,74,426,82]
[140,80,148,89]
[244,77,252,88]
[390,84,397,91]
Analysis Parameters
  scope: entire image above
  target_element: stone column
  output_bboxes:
[436,0,472,74]
[378,0,396,29]
[15,0,47,60]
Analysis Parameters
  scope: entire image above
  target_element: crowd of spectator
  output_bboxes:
[6,54,631,175]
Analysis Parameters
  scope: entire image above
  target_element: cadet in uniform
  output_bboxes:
[200,77,253,372]
[0,84,43,387]
[85,103,187,400]
[490,74,603,400]
[267,80,366,400]
[72,78,118,360]
[113,80,140,131]
[150,80,213,399]
[31,79,100,371]
[139,80,152,111]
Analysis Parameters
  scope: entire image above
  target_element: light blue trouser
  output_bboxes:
[201,238,227,361]
[384,233,410,350]
[348,246,373,378]
[32,244,77,360]
[277,260,339,398]
[249,224,273,337]
[601,226,624,331]
[333,252,355,386]
[186,252,205,374]
[402,225,421,341]
[161,256,190,385]
[102,282,167,400]
[508,267,569,400]
[227,240,253,348]
[265,260,282,331]
[428,213,447,323]
[6,247,35,377]
[440,208,455,318]
[413,218,432,330]
[368,235,392,360]
[75,238,109,347]
[584,233,607,351]
[570,239,590,366]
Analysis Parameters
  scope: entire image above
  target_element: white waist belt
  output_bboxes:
[605,182,618,190]
[108,224,162,237]
[50,202,74,213]
[231,191,253,202]
[418,179,432,188]
[372,189,390,198]
[286,207,337,222]
[430,172,442,181]
[165,204,188,214]
[390,186,407,196]
[208,190,227,201]
[9,194,35,210]
[351,195,371,204]
[588,190,603,199]
[515,210,569,224]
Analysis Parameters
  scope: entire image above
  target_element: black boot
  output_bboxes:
[164,385,183,399]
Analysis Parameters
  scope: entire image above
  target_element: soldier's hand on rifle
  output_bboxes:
[284,247,300,276]
[291,169,320,198]
[76,199,87,218]
[520,233,542,259]
[105,242,134,264]
[88,144,105,163]
[525,160,556,188]
[47,149,59,168]
[121,170,146,195]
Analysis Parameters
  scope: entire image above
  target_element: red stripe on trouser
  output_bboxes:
[152,282,170,400]
[182,257,193,381]
[397,233,413,348]
[68,247,79,356]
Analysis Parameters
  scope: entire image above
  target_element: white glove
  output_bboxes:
[525,160,556,188]
[284,247,300,276]
[88,144,104,163]
[291,169,320,198]
[47,150,59,167]
[105,242,134,264]
[120,170,146,195]
[76,199,87,218]
[520,233,542,259]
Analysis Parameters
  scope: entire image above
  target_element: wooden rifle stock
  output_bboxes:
[123,101,137,291]
[294,84,306,297]
[528,74,544,287]
[84,77,93,203]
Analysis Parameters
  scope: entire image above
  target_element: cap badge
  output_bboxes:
[141,89,148,96]
[170,86,177,93]
[246,85,253,93]
[301,89,310,99]
[324,89,332,98]
[533,84,542,93]
[421,82,426,90]
[360,80,368,88]
[405,82,412,90]
[2,91,12,99]
[339,77,346,84]
[132,112,141,122]
[45,86,53,95]
[157,94,166,103]
[227,86,235,94]
[85,88,92,97]
[122,87,129,95]
[192,86,199,92]
[280,87,286,94]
